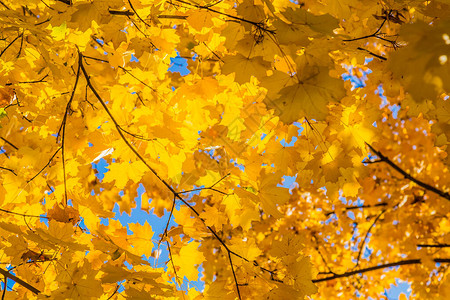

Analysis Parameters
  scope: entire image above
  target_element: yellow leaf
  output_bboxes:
[221,54,271,84]
[127,221,154,257]
[267,68,345,123]
[175,241,205,281]
[103,161,147,189]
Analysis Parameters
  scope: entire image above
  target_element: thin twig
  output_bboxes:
[0,33,23,58]
[0,166,16,175]
[27,147,62,183]
[56,56,81,206]
[158,195,176,246]
[0,208,48,219]
[354,209,386,268]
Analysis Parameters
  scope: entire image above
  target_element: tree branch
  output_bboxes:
[56,54,81,206]
[0,33,23,58]
[27,147,62,183]
[0,166,16,176]
[354,209,386,268]
[0,268,40,294]
[366,143,450,201]
[0,137,18,150]
[313,258,450,283]
[417,244,450,248]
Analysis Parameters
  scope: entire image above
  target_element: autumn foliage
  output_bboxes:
[0,0,449,299]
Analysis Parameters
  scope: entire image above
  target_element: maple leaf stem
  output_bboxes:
[366,143,450,201]
[313,258,450,283]
[0,267,40,294]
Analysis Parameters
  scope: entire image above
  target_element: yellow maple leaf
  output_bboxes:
[267,68,345,123]
[103,160,147,189]
[174,241,205,281]
[127,221,154,257]
[258,171,290,218]
[221,54,271,84]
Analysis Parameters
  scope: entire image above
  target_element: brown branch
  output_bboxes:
[0,166,16,175]
[354,209,386,268]
[366,143,450,201]
[158,15,188,19]
[356,47,387,61]
[417,244,450,248]
[343,19,387,42]
[177,173,231,195]
[2,275,6,300]
[1,137,18,150]
[166,241,184,296]
[325,202,388,216]
[126,0,152,28]
[0,268,40,294]
[55,0,71,5]
[0,207,47,219]
[106,284,120,300]
[108,9,134,16]
[158,195,176,246]
[27,147,62,183]
[228,251,242,300]
[56,56,81,206]
[0,1,10,9]
[313,258,450,283]
[0,33,23,58]
[5,74,48,86]
[171,0,274,34]
[16,29,24,58]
